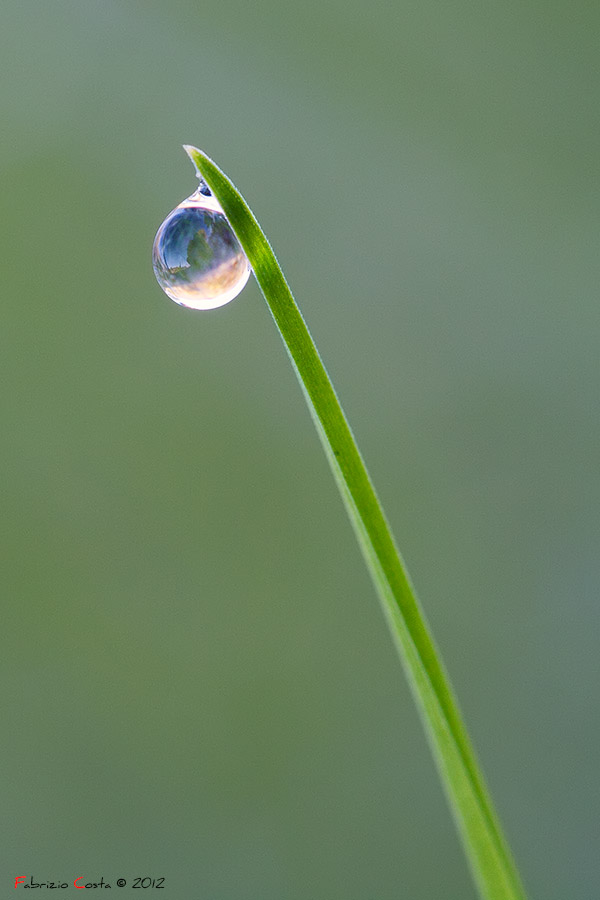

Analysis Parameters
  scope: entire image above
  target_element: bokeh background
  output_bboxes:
[2,0,599,897]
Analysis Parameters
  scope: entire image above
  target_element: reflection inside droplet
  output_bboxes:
[152,190,250,310]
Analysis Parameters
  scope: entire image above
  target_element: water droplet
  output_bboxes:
[152,186,250,311]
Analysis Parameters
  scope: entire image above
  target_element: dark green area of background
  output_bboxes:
[1,1,599,897]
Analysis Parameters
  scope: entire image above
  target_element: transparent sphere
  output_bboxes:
[152,197,250,310]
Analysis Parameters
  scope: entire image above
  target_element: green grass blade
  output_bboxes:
[183,145,529,900]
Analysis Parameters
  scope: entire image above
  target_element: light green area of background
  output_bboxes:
[1,1,598,897]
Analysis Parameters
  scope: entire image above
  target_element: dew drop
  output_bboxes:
[152,184,250,311]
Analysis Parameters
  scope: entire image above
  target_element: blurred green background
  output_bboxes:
[2,0,598,897]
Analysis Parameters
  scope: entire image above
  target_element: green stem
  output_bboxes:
[184,145,529,900]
